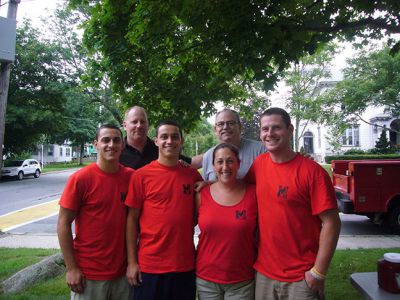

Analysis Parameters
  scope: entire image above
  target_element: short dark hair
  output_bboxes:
[260,107,291,127]
[95,124,123,140]
[215,108,241,125]
[155,120,183,138]
[212,143,240,164]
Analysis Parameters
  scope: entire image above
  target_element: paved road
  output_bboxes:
[0,169,78,215]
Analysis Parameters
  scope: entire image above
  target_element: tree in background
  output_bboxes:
[323,46,400,149]
[182,119,217,157]
[372,126,394,154]
[4,20,68,156]
[326,46,400,118]
[283,43,337,151]
[69,0,400,128]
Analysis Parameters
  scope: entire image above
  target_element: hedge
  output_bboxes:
[324,154,400,164]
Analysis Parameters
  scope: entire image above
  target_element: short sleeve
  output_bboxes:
[125,172,145,209]
[59,173,83,212]
[310,168,338,215]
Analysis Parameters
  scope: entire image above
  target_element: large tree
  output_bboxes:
[326,46,400,118]
[283,43,337,151]
[4,21,68,156]
[70,0,400,128]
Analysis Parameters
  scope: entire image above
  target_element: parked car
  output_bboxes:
[1,159,41,180]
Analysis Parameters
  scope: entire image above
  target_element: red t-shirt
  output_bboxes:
[59,163,134,280]
[125,160,203,273]
[245,153,337,282]
[196,184,258,284]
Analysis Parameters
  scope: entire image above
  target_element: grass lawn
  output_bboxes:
[42,162,88,173]
[1,248,399,299]
[321,163,332,177]
[0,248,68,300]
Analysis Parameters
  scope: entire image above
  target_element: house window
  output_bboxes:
[66,148,71,156]
[60,147,63,156]
[373,124,378,134]
[341,125,360,146]
[48,145,54,156]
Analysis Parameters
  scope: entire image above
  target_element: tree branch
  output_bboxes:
[305,17,400,34]
[355,113,399,134]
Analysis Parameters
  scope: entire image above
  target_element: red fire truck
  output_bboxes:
[332,160,400,233]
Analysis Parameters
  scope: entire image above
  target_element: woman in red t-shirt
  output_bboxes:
[195,142,258,299]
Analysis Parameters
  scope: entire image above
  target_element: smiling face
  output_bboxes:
[123,107,149,145]
[155,124,183,161]
[213,146,240,183]
[94,128,123,164]
[260,114,294,155]
[214,110,242,146]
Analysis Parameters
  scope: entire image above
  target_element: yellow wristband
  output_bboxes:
[311,267,326,279]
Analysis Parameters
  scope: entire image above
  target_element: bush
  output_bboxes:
[325,154,400,164]
[343,149,366,155]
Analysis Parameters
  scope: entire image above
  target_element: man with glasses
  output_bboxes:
[202,108,266,180]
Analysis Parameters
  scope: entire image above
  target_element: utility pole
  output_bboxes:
[0,0,20,171]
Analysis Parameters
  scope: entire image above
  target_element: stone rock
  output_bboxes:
[0,253,65,294]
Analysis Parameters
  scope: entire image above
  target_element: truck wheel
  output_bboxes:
[17,171,24,180]
[388,204,400,234]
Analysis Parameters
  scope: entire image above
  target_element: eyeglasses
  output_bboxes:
[215,121,238,128]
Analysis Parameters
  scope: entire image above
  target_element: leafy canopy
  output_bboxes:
[69,0,400,127]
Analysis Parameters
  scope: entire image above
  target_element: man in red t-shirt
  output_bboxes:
[245,108,341,300]
[126,121,202,300]
[57,124,134,299]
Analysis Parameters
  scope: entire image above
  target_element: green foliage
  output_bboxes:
[325,154,400,164]
[343,149,366,155]
[371,126,395,154]
[69,0,400,128]
[283,43,337,151]
[4,21,69,156]
[325,47,400,119]
[240,94,270,141]
[182,119,217,157]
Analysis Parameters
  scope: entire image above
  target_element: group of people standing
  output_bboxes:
[57,105,341,300]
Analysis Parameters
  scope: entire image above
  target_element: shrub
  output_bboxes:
[343,149,366,155]
[325,154,400,164]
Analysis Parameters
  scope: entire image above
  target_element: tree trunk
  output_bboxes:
[79,141,84,165]
[0,253,65,294]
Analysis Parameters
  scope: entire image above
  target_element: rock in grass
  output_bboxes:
[0,253,65,294]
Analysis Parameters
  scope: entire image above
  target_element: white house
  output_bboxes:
[294,81,400,162]
[31,144,73,164]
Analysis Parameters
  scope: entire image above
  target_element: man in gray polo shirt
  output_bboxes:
[202,108,266,181]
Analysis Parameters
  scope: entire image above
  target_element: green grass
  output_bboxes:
[42,162,88,173]
[321,163,332,178]
[326,248,399,299]
[0,248,68,300]
[1,247,398,299]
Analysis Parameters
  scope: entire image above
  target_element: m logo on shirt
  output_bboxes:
[183,184,191,195]
[236,210,247,220]
[277,185,288,199]
[120,192,127,203]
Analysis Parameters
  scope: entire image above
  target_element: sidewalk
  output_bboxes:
[1,232,399,249]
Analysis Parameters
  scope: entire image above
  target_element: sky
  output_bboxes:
[0,0,65,23]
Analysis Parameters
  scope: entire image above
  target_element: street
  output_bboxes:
[0,169,77,215]
[0,170,398,237]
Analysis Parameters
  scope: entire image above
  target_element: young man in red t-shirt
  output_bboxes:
[245,108,341,300]
[126,121,202,300]
[57,124,134,299]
